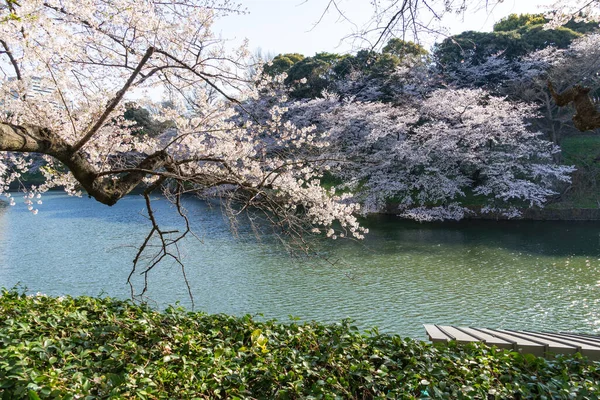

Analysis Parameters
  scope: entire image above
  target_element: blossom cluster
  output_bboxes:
[284,87,574,220]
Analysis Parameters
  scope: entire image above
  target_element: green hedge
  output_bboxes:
[1,289,599,399]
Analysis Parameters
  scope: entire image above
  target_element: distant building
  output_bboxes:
[29,77,56,99]
[4,76,61,109]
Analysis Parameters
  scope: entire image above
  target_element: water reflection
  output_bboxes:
[362,214,600,257]
[0,192,599,339]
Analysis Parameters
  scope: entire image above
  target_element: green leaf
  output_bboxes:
[28,390,41,400]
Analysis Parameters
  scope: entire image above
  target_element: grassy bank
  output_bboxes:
[551,135,600,209]
[1,290,599,399]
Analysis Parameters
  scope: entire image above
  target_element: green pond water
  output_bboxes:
[1,192,599,340]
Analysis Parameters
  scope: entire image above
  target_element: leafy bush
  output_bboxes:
[1,289,599,399]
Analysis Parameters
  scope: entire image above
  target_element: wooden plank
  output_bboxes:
[423,324,451,343]
[423,325,600,360]
[458,327,514,349]
[475,328,542,346]
[540,332,600,350]
[533,332,600,361]
[501,330,578,356]
[475,328,547,357]
[436,326,481,344]
[523,331,600,350]
[554,332,600,346]
[426,326,515,349]
[560,332,600,343]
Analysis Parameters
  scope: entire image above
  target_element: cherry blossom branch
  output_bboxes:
[0,122,175,205]
[42,2,141,56]
[44,62,78,137]
[72,46,155,153]
[0,0,370,301]
[573,0,598,16]
[94,156,234,178]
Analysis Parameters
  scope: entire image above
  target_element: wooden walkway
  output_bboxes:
[424,324,600,361]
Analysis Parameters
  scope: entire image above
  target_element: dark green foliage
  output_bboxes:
[1,289,600,399]
[561,136,600,167]
[563,18,600,35]
[264,39,427,100]
[335,40,427,80]
[369,53,402,79]
[382,39,428,60]
[434,13,597,68]
[285,52,346,99]
[123,102,175,137]
[332,49,377,78]
[521,25,584,53]
[494,13,598,35]
[263,53,305,77]
[493,13,548,32]
[434,27,579,67]
[556,136,600,208]
[263,52,345,99]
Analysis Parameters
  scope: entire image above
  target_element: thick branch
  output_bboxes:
[0,122,170,205]
[548,81,600,132]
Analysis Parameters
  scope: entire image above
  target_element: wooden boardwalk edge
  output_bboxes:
[424,324,600,361]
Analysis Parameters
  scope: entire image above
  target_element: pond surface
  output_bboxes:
[1,192,599,340]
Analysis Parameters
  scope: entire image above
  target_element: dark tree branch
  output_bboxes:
[0,122,172,205]
[42,2,139,56]
[153,48,240,105]
[0,39,21,80]
[371,0,409,50]
[548,81,600,132]
[127,179,195,308]
[72,46,155,153]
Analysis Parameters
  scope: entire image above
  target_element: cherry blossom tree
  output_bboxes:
[543,33,600,132]
[436,27,600,141]
[0,0,367,298]
[503,33,600,136]
[286,88,574,221]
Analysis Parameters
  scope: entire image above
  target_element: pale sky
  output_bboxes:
[213,0,559,56]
